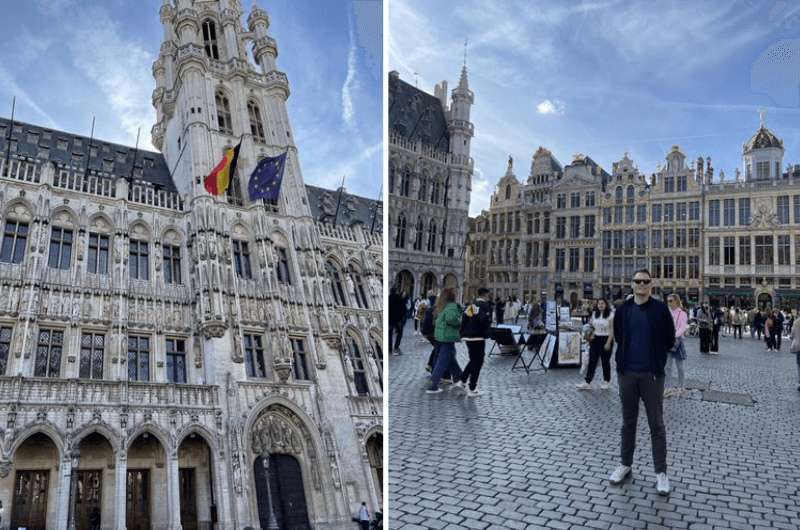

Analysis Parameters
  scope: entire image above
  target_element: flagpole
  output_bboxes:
[4,96,16,177]
[369,182,382,234]
[332,174,346,227]
[83,116,95,179]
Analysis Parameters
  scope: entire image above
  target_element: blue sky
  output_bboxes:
[390,0,800,216]
[0,0,382,199]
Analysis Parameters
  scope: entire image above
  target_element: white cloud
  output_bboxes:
[341,17,359,130]
[536,99,565,115]
[0,64,59,127]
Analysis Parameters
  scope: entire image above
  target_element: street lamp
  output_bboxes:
[261,453,280,530]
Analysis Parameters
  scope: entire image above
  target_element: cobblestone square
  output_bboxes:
[389,324,800,530]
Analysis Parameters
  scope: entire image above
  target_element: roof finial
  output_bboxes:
[413,72,419,88]
[759,108,766,127]
[463,37,469,67]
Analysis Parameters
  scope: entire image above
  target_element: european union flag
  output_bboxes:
[248,151,288,201]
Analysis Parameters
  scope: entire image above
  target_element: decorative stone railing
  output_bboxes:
[347,395,382,417]
[0,377,219,409]
[54,168,115,198]
[316,223,357,242]
[238,381,317,420]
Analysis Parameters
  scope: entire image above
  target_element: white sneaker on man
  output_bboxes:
[425,388,443,395]
[576,382,592,390]
[451,381,466,392]
[608,465,631,485]
[656,473,671,495]
[466,389,482,397]
[600,381,610,390]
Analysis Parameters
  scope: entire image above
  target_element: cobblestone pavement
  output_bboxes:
[389,323,800,530]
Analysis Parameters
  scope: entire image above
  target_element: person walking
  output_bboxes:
[765,310,776,352]
[577,298,614,390]
[427,288,463,394]
[732,308,743,339]
[755,310,764,340]
[608,269,675,496]
[413,296,428,335]
[774,310,784,351]
[697,303,712,354]
[495,296,506,324]
[456,287,492,397]
[664,294,688,397]
[790,316,800,392]
[388,287,407,354]
[710,304,722,355]
[420,291,438,372]
[358,502,370,530]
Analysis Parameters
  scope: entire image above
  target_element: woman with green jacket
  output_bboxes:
[427,288,464,394]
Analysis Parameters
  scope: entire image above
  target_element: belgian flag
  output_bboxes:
[204,141,241,195]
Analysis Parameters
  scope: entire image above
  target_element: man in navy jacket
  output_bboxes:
[608,269,675,496]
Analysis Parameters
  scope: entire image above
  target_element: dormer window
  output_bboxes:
[202,20,220,60]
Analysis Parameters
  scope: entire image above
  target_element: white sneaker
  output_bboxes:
[425,388,443,394]
[466,389,482,397]
[609,465,631,485]
[576,382,592,390]
[600,381,610,390]
[656,473,671,495]
[451,381,466,392]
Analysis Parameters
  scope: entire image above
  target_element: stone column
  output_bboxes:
[55,454,75,530]
[114,452,127,530]
[168,453,183,530]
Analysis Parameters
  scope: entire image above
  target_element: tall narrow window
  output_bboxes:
[127,335,150,382]
[163,244,181,284]
[0,220,28,264]
[394,215,406,248]
[0,326,12,375]
[708,237,720,265]
[35,328,63,378]
[739,236,751,265]
[777,196,790,224]
[166,338,187,384]
[413,217,424,251]
[327,261,347,306]
[202,19,220,59]
[233,240,252,279]
[427,220,437,252]
[276,247,292,284]
[370,337,383,389]
[417,177,427,201]
[291,338,310,381]
[777,234,791,265]
[400,167,410,197]
[350,265,369,309]
[129,240,150,280]
[215,92,233,135]
[244,334,266,378]
[430,181,440,204]
[738,198,751,226]
[48,227,73,269]
[79,332,105,380]
[347,335,369,396]
[88,233,109,275]
[755,235,773,265]
[708,200,720,227]
[724,237,736,266]
[247,100,266,143]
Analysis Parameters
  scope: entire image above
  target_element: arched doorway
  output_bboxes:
[178,434,216,530]
[73,432,115,530]
[443,273,458,290]
[253,454,311,530]
[9,432,60,530]
[394,270,414,298]
[127,433,168,530]
[366,433,383,504]
[421,272,437,297]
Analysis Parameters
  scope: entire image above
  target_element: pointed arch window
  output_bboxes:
[369,336,383,389]
[388,162,396,194]
[395,215,406,248]
[413,217,424,251]
[505,185,511,199]
[248,100,266,143]
[417,176,427,201]
[215,92,233,135]
[427,220,437,252]
[202,19,220,60]
[431,180,441,205]
[626,185,635,203]
[326,260,347,306]
[400,167,411,197]
[349,264,369,309]
[346,334,369,396]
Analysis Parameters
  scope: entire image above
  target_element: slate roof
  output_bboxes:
[388,73,450,153]
[305,184,382,231]
[743,125,783,152]
[0,117,176,191]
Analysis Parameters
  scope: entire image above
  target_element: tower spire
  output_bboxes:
[759,108,766,127]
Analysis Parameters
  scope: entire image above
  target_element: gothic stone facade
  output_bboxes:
[0,2,382,530]
[388,69,473,300]
[467,121,800,309]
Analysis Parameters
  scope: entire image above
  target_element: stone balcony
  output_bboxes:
[0,376,219,409]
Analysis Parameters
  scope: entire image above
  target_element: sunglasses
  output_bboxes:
[632,279,652,285]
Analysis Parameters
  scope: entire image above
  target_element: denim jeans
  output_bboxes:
[430,342,462,390]
[665,355,685,388]
[618,372,667,473]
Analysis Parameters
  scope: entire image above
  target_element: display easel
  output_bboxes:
[545,301,584,369]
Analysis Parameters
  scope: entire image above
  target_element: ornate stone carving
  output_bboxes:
[202,319,227,339]
[251,414,303,455]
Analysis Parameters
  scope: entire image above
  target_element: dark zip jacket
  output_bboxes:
[613,297,675,376]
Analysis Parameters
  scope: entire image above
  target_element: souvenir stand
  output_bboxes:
[538,301,584,369]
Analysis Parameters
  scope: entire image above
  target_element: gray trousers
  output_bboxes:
[618,371,667,473]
